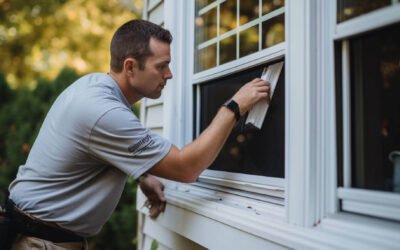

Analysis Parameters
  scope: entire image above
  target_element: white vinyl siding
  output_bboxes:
[138,1,167,250]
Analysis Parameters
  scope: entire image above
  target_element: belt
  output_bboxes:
[6,199,84,243]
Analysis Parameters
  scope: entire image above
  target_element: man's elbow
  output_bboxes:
[178,174,198,183]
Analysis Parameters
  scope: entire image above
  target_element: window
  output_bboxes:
[194,0,284,72]
[192,0,286,195]
[335,1,400,221]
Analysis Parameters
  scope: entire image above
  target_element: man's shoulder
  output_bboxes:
[54,73,130,128]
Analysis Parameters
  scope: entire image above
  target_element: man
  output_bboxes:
[6,19,270,249]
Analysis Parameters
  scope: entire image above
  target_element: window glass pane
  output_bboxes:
[195,44,217,72]
[337,0,391,23]
[220,0,237,35]
[195,7,217,45]
[262,14,285,49]
[196,0,215,11]
[220,35,237,65]
[349,22,400,192]
[239,25,259,58]
[199,62,285,178]
[262,0,284,15]
[239,0,260,25]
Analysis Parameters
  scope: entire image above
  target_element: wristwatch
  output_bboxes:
[223,99,241,121]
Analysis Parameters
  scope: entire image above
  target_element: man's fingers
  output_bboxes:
[148,201,166,219]
[156,186,166,201]
[252,80,270,87]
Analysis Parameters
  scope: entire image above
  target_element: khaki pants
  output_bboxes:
[11,235,87,250]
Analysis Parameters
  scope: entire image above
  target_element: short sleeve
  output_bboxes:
[88,107,172,178]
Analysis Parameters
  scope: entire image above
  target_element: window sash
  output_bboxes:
[338,188,400,221]
[334,4,400,40]
[336,3,400,220]
[191,1,286,195]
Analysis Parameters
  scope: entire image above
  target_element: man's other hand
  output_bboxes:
[139,174,166,219]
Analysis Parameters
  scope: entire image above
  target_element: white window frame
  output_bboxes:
[335,3,400,221]
[191,0,286,197]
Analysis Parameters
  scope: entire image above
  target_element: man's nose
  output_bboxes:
[164,67,173,80]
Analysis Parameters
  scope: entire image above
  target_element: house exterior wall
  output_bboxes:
[138,1,400,249]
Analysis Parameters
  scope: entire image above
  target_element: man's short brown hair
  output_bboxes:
[110,19,172,72]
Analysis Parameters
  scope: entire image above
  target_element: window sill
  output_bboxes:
[137,180,400,249]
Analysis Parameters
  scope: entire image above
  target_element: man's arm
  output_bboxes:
[148,78,270,182]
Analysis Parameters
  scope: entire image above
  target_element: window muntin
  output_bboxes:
[194,0,285,73]
[337,0,392,23]
[198,62,285,178]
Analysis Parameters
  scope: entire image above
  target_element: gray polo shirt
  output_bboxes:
[8,73,171,237]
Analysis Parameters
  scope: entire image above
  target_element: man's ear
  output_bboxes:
[123,58,139,76]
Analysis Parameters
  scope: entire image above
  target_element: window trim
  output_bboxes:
[335,3,400,221]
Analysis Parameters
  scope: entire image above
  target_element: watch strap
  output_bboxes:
[223,99,241,121]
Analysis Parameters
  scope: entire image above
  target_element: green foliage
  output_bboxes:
[0,69,139,249]
[0,0,142,89]
[151,239,159,250]
[89,178,138,250]
[0,68,79,203]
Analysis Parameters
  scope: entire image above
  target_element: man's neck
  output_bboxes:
[108,71,141,104]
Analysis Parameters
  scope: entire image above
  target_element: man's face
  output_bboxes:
[131,38,173,99]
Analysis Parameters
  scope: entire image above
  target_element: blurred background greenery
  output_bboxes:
[0,0,143,249]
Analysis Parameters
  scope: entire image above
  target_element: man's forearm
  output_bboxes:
[180,106,237,177]
[149,78,270,182]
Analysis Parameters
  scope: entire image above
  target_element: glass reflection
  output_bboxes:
[220,0,237,35]
[262,0,284,15]
[220,35,236,65]
[195,7,217,45]
[262,14,284,49]
[240,0,260,25]
[196,0,215,11]
[195,44,216,73]
[337,0,390,23]
[240,25,259,58]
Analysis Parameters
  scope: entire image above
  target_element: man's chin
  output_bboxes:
[147,92,162,99]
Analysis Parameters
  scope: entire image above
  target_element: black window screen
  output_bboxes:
[198,61,285,178]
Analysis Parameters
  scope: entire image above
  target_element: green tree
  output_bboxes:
[0,0,143,89]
